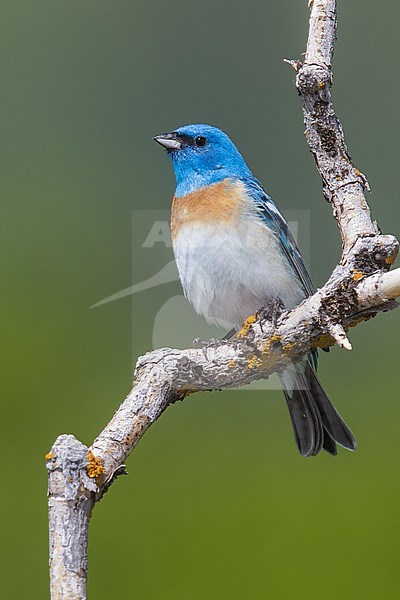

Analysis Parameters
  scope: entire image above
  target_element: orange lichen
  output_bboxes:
[353,269,364,281]
[45,452,54,461]
[318,81,325,90]
[87,452,106,479]
[282,341,297,354]
[262,335,282,354]
[354,168,361,177]
[247,355,263,370]
[237,314,258,338]
[228,360,236,368]
[385,254,397,265]
[311,333,335,350]
[244,335,284,372]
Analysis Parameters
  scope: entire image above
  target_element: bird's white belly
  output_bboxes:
[173,221,304,330]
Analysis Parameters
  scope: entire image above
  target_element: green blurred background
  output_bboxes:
[2,1,399,598]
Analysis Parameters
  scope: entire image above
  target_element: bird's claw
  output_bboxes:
[257,298,284,329]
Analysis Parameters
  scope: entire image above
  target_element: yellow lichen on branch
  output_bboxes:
[246,336,283,373]
[262,335,282,353]
[87,451,106,480]
[385,246,398,265]
[247,355,263,370]
[237,314,257,338]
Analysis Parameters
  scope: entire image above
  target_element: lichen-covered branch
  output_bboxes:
[47,1,399,598]
[47,436,97,600]
[289,0,380,254]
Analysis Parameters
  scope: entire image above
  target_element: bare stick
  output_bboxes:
[47,1,399,598]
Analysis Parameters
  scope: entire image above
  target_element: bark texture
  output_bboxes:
[47,1,400,598]
[47,436,97,600]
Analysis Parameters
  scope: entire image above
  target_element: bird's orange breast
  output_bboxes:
[171,178,249,239]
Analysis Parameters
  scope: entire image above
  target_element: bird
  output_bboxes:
[154,123,356,457]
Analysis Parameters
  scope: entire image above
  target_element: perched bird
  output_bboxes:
[154,124,356,457]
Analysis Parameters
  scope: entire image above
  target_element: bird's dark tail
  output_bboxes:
[279,360,356,457]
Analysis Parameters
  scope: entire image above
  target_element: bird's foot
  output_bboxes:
[257,298,284,329]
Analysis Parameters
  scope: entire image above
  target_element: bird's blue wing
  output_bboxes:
[243,178,315,298]
[243,178,321,368]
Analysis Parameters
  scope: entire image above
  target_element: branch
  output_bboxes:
[47,1,399,598]
[286,0,379,255]
[47,437,96,600]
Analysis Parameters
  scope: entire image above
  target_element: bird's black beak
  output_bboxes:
[153,131,183,150]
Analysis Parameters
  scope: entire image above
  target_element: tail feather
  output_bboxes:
[322,430,337,456]
[306,362,356,451]
[280,361,356,457]
[284,388,323,457]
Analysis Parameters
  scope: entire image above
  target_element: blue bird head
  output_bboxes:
[154,124,253,196]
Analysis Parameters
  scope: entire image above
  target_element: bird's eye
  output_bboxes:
[194,136,207,147]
